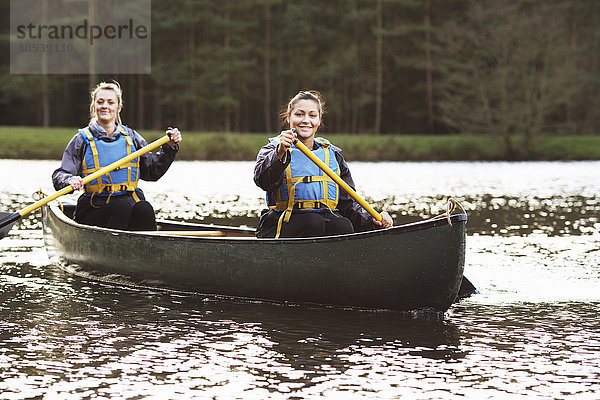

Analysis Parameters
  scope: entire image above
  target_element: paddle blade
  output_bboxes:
[0,212,21,239]
[456,276,479,301]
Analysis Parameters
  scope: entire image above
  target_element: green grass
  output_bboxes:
[1,126,599,161]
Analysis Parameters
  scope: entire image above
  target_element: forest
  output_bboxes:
[1,0,599,152]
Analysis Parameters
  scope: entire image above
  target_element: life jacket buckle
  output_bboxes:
[295,201,323,210]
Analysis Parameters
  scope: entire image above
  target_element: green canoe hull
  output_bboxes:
[42,204,467,312]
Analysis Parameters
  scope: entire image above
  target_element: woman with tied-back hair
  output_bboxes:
[254,90,393,238]
[52,81,182,231]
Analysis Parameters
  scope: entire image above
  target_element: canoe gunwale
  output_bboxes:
[47,203,467,244]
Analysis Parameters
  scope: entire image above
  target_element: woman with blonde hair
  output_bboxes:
[254,90,393,238]
[52,81,182,230]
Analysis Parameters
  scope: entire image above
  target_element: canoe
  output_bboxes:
[42,202,469,312]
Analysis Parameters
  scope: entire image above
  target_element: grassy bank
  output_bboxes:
[1,126,599,161]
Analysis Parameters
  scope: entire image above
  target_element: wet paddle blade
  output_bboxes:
[0,212,21,239]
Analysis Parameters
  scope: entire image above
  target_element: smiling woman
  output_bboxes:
[254,90,393,238]
[51,81,182,231]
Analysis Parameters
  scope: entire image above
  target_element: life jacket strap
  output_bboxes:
[269,199,338,211]
[283,175,331,184]
[82,128,100,186]
[85,183,138,194]
[275,164,297,238]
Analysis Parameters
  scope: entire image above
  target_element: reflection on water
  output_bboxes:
[465,195,600,236]
[448,302,600,398]
[1,159,600,398]
[467,235,600,304]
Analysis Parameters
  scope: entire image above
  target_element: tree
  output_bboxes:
[437,0,584,155]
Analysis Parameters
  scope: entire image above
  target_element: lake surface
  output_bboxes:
[1,160,599,399]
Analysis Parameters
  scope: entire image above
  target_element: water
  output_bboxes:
[1,159,599,399]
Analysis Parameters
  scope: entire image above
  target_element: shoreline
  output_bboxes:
[2,126,599,161]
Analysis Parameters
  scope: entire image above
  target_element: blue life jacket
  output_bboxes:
[268,137,340,237]
[79,125,139,198]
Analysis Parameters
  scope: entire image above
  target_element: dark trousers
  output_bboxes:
[256,210,354,238]
[74,189,157,231]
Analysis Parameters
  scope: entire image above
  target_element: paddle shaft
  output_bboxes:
[293,139,382,221]
[0,134,171,231]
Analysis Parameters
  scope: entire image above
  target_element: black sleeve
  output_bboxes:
[254,141,291,192]
[51,133,85,190]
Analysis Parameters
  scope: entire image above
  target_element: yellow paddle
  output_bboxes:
[293,138,383,222]
[0,134,172,239]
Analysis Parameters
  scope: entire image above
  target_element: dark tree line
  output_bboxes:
[0,0,599,139]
